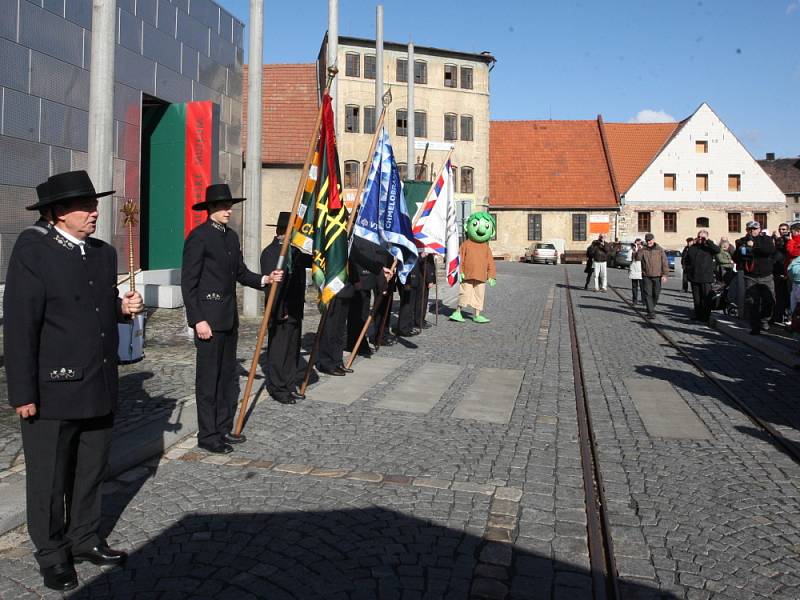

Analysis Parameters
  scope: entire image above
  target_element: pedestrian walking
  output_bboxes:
[4,170,144,591]
[684,229,720,322]
[628,239,644,304]
[181,184,282,453]
[588,234,611,292]
[771,223,791,325]
[583,246,594,290]
[260,212,311,404]
[734,221,776,335]
[635,233,669,319]
[680,237,694,292]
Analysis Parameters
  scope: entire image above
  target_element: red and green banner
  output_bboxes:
[184,102,216,236]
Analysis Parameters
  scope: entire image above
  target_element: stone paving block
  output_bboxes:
[311,468,349,478]
[201,455,231,465]
[450,481,495,495]
[494,486,523,502]
[346,471,383,483]
[273,463,313,475]
[413,478,451,490]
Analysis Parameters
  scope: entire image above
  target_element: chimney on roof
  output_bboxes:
[766,152,775,161]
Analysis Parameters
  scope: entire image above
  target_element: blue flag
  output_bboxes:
[353,126,418,283]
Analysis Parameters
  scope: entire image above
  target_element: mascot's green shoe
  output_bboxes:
[472,314,490,323]
[449,310,465,322]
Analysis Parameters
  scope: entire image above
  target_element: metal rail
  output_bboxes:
[608,284,800,467]
[563,270,621,600]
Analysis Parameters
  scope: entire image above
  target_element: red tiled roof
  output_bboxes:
[242,63,319,165]
[603,122,680,194]
[489,120,618,208]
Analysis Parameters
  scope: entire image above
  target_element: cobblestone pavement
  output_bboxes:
[0,263,798,599]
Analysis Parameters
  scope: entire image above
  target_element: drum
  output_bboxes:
[118,314,145,364]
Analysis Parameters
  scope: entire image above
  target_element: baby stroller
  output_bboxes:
[709,269,740,317]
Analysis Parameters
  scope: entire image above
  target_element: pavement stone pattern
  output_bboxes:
[0,263,798,598]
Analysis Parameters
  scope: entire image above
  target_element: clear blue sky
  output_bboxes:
[217,0,799,158]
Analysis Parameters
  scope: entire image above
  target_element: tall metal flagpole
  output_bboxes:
[328,0,339,130]
[87,0,116,243]
[407,40,415,180]
[243,0,264,317]
[375,6,384,118]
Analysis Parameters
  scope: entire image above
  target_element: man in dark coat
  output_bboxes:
[346,236,394,355]
[4,170,144,591]
[414,253,437,330]
[181,184,282,453]
[260,212,310,404]
[734,220,776,335]
[684,229,720,322]
[394,260,421,336]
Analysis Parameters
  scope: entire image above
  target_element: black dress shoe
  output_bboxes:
[223,433,246,444]
[41,563,78,591]
[272,393,296,404]
[318,367,345,376]
[290,390,305,400]
[198,442,234,454]
[73,543,128,567]
[421,322,432,329]
[336,365,354,374]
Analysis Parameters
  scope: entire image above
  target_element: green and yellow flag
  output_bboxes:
[291,93,349,308]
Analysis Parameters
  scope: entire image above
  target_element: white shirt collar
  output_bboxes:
[54,226,87,254]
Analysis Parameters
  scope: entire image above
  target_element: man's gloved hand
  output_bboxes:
[488,278,497,287]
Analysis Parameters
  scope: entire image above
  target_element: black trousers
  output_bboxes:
[346,289,372,353]
[744,275,775,332]
[21,414,113,569]
[641,276,662,316]
[773,275,790,322]
[267,317,301,397]
[395,285,419,334]
[370,286,394,345]
[691,281,713,321]
[415,283,431,328]
[318,297,348,371]
[194,328,238,446]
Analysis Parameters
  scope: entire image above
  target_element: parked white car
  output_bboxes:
[524,243,558,265]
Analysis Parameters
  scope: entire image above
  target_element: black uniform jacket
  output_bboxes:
[4,225,127,420]
[181,220,263,331]
[260,238,311,321]
[684,239,720,284]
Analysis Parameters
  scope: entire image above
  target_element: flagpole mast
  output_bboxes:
[233,67,338,437]
[300,90,393,395]
[412,148,454,227]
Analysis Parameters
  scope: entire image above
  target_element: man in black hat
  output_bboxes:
[260,212,310,404]
[4,170,144,591]
[182,184,283,453]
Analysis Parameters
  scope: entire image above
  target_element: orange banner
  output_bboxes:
[184,102,213,237]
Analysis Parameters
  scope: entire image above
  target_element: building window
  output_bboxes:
[444,113,457,141]
[696,140,708,153]
[664,173,676,191]
[460,66,473,90]
[528,214,542,241]
[345,105,360,133]
[664,211,677,233]
[696,173,708,192]
[396,58,407,82]
[345,52,360,77]
[754,212,767,229]
[728,212,741,233]
[414,60,427,84]
[444,64,458,88]
[397,162,407,181]
[637,211,651,232]
[572,214,587,241]
[728,174,741,192]
[364,55,376,80]
[460,115,473,141]
[460,167,474,194]
[396,109,407,137]
[696,217,709,228]
[489,212,497,240]
[414,110,427,138]
[364,106,376,135]
[343,160,359,188]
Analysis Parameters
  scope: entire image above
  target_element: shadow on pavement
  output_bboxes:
[75,507,676,600]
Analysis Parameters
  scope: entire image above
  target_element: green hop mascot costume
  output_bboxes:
[450,211,497,323]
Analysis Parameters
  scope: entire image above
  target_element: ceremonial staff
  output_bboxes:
[233,67,338,437]
[298,88,393,396]
[120,200,141,360]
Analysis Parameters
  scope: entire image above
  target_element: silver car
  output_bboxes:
[525,243,558,265]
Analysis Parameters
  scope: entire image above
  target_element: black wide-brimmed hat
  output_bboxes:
[267,211,292,230]
[26,170,114,210]
[192,183,246,211]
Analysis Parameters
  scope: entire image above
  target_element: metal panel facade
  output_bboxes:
[0,0,244,279]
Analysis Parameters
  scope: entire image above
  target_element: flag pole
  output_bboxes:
[233,67,337,437]
[411,148,454,227]
[374,276,395,351]
[344,258,396,369]
[418,255,428,329]
[299,89,393,395]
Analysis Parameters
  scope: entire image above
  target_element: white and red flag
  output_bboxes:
[412,159,460,285]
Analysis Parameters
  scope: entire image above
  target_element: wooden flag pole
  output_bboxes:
[418,256,428,329]
[435,276,439,325]
[299,89,393,395]
[233,67,337,437]
[344,258,396,370]
[374,275,395,351]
